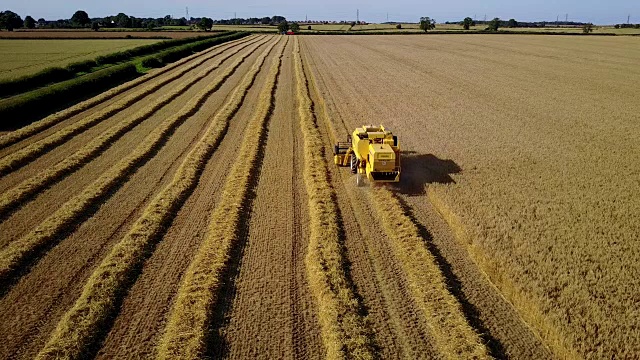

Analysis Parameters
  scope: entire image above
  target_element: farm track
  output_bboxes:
[217,38,324,359]
[0,34,257,151]
[0,36,274,360]
[302,36,554,358]
[0,36,270,218]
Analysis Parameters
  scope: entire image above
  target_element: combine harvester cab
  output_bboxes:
[334,125,401,185]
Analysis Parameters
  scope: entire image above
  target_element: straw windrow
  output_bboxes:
[0,37,271,286]
[34,36,281,360]
[156,37,285,359]
[293,37,375,360]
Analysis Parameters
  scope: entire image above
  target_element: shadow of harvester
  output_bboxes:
[396,152,462,196]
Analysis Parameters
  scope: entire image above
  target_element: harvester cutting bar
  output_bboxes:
[370,170,401,181]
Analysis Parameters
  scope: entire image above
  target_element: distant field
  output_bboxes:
[1,32,638,360]
[0,30,206,39]
[216,23,640,35]
[502,26,640,34]
[0,39,160,80]
[213,25,277,32]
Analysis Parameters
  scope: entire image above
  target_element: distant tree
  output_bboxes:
[487,17,501,31]
[419,17,436,32]
[635,24,640,29]
[146,20,156,30]
[507,18,518,28]
[115,13,131,28]
[0,10,23,31]
[91,21,99,31]
[198,17,213,31]
[462,17,473,30]
[307,25,312,30]
[350,21,356,28]
[614,24,620,29]
[289,22,300,33]
[261,17,271,25]
[71,10,90,26]
[24,15,36,29]
[277,20,289,33]
[172,17,187,26]
[396,23,402,29]
[582,23,593,33]
[130,17,142,28]
[271,15,286,24]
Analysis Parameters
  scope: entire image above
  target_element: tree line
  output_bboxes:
[0,9,289,31]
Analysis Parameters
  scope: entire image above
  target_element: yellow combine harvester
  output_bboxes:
[333,125,401,185]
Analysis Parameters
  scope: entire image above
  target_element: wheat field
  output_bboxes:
[0,33,637,359]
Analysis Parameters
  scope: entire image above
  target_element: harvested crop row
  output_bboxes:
[0,34,256,151]
[426,188,575,359]
[34,37,282,360]
[0,36,270,218]
[157,36,285,360]
[0,37,270,287]
[368,188,489,359]
[292,37,374,360]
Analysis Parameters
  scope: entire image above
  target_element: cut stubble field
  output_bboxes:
[0,33,637,360]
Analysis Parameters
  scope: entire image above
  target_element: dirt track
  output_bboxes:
[2,33,630,359]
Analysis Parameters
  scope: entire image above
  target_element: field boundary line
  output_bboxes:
[157,36,285,360]
[0,37,270,288]
[0,36,271,219]
[293,37,375,360]
[33,36,280,360]
[300,38,489,359]
[0,34,258,151]
[427,187,579,360]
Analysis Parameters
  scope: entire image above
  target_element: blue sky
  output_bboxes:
[2,0,638,25]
